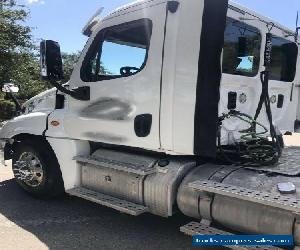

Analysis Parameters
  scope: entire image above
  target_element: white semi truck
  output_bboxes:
[1,0,300,248]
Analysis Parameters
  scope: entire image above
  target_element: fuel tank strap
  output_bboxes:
[209,165,244,182]
[196,165,244,223]
[74,154,157,176]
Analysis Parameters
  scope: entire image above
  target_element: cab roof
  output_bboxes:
[102,0,295,37]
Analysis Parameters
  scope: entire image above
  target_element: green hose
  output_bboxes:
[217,110,280,166]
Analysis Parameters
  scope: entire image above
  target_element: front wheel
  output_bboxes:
[12,138,65,198]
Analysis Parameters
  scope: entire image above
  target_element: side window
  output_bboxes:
[81,19,152,82]
[270,36,298,82]
[223,17,261,76]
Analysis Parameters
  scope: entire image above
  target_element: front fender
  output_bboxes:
[0,112,50,140]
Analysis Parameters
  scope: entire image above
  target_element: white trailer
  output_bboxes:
[1,0,300,248]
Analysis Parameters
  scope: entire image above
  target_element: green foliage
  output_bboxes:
[62,52,81,81]
[0,1,32,52]
[0,99,16,121]
[0,0,49,100]
[1,51,50,99]
[0,0,107,106]
[62,51,110,81]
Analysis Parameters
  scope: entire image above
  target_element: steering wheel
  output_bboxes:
[120,66,139,76]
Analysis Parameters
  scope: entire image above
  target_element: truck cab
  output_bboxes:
[44,0,300,155]
[2,1,300,247]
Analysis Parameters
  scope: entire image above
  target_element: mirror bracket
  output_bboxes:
[49,79,90,101]
[71,86,90,101]
[0,83,22,113]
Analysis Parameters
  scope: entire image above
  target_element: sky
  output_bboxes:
[20,0,300,53]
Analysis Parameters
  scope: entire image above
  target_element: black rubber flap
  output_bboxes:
[194,0,228,157]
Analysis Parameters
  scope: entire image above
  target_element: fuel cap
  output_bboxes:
[277,182,296,194]
[158,159,170,168]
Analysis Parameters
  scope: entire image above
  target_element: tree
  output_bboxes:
[0,0,48,100]
[62,51,81,81]
[0,1,109,103]
[0,0,32,53]
[62,51,111,81]
[12,52,51,99]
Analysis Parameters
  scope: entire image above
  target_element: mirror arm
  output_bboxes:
[49,79,90,101]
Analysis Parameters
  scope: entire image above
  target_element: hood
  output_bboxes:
[23,87,58,114]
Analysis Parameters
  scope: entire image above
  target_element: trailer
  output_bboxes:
[1,0,300,248]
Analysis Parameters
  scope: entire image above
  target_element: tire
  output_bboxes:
[12,138,65,198]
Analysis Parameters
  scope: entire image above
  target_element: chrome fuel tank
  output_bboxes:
[177,157,300,244]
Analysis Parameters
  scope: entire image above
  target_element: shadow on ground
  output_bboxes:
[0,176,227,250]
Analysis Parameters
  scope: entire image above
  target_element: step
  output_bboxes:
[74,154,157,176]
[67,187,149,216]
[181,221,233,236]
[188,180,300,213]
[180,222,282,250]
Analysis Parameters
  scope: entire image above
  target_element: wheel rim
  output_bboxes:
[14,151,44,187]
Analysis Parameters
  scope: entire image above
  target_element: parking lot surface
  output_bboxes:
[1,134,299,250]
[0,157,200,250]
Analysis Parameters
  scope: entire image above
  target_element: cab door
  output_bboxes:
[219,12,299,144]
[265,31,299,132]
[60,3,167,150]
[219,14,263,144]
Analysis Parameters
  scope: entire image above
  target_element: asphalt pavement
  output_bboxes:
[0,155,220,250]
[1,134,299,250]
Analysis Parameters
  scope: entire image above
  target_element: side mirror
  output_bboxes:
[39,40,90,101]
[40,40,64,80]
[1,83,20,93]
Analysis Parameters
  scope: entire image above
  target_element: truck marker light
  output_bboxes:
[50,121,60,127]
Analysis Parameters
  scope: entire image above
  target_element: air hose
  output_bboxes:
[217,32,282,167]
[217,110,281,166]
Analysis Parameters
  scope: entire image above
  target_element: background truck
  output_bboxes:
[1,0,300,248]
